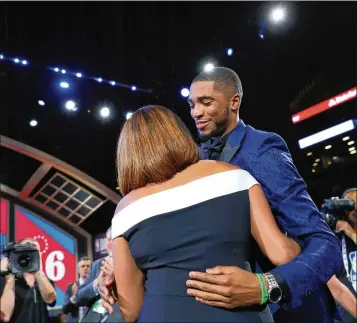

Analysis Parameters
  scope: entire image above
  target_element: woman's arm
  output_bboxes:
[112,237,145,323]
[249,185,301,266]
[327,275,356,319]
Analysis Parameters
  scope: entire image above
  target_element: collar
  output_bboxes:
[226,119,247,148]
[79,278,85,285]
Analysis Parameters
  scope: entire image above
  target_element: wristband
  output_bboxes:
[0,270,11,277]
[256,274,269,305]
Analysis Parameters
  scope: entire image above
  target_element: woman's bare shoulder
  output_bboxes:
[198,160,241,172]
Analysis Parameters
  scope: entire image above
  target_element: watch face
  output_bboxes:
[270,287,282,303]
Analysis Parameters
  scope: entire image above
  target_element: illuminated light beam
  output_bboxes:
[298,119,356,149]
[292,87,357,124]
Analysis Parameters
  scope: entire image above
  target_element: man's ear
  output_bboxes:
[230,94,241,113]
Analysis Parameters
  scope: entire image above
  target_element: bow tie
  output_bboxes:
[201,137,226,160]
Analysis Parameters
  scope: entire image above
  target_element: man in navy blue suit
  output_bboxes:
[184,67,343,323]
[62,256,92,322]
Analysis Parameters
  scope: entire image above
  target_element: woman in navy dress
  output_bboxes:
[111,105,301,322]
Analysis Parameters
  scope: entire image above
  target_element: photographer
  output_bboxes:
[0,238,56,323]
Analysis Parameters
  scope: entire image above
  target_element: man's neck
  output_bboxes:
[220,118,239,139]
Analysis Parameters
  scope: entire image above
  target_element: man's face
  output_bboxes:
[78,260,91,279]
[345,191,357,225]
[106,235,112,254]
[188,81,238,140]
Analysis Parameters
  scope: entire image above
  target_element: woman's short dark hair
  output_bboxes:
[116,105,200,196]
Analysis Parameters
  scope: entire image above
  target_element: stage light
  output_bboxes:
[315,158,320,162]
[343,136,350,141]
[306,152,313,156]
[270,7,286,23]
[65,100,77,111]
[22,60,28,65]
[110,81,116,86]
[131,86,137,91]
[347,141,355,145]
[349,147,356,152]
[38,100,45,106]
[325,145,332,150]
[29,119,38,127]
[14,58,20,63]
[204,63,214,72]
[351,150,356,155]
[227,48,233,56]
[181,88,190,98]
[97,77,103,83]
[61,69,66,74]
[0,54,4,60]
[54,67,59,72]
[259,31,264,40]
[126,112,133,120]
[313,163,318,167]
[100,107,110,118]
[312,169,316,173]
[298,120,355,149]
[60,81,69,89]
[76,73,82,78]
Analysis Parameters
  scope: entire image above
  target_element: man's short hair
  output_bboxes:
[192,67,243,100]
[342,188,357,198]
[17,237,38,245]
[78,256,92,266]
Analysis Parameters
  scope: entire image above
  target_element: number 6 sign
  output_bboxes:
[45,251,66,282]
[15,207,77,307]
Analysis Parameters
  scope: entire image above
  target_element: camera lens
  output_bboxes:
[17,254,31,268]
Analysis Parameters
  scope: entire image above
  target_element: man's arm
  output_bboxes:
[62,284,78,314]
[77,260,101,307]
[0,275,15,322]
[34,271,56,305]
[249,133,342,309]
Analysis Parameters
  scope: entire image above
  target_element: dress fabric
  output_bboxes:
[112,169,274,322]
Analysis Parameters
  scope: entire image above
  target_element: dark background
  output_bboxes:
[1,2,356,233]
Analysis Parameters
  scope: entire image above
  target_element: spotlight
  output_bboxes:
[110,81,116,86]
[0,54,4,59]
[76,73,82,78]
[312,169,316,173]
[347,141,355,146]
[29,119,38,127]
[60,81,69,89]
[22,60,28,65]
[306,152,313,156]
[100,107,110,118]
[204,63,215,72]
[181,88,190,98]
[315,158,320,162]
[126,112,133,120]
[351,150,356,155]
[131,86,137,91]
[259,31,264,40]
[349,147,356,152]
[61,69,66,74]
[227,48,233,56]
[270,7,286,23]
[313,163,318,167]
[325,145,332,150]
[97,77,103,83]
[65,100,77,111]
[38,100,45,106]
[342,136,350,141]
[54,67,59,72]
[14,58,20,63]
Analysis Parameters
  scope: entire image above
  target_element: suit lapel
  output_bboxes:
[219,120,247,163]
[219,142,241,163]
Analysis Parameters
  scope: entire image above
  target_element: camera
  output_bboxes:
[2,242,40,274]
[321,197,355,231]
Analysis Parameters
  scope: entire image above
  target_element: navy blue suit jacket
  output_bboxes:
[62,281,88,323]
[77,258,124,322]
[200,120,342,322]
